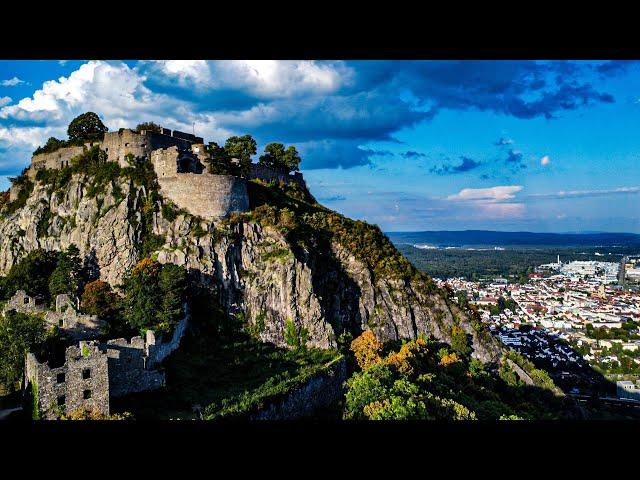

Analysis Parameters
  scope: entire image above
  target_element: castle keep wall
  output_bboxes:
[151,148,249,219]
[103,129,201,167]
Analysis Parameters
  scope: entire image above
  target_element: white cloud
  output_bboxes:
[529,186,640,199]
[447,185,523,202]
[58,60,68,66]
[146,60,212,86]
[1,77,25,87]
[0,96,11,107]
[140,60,351,99]
[219,60,350,98]
[540,155,551,166]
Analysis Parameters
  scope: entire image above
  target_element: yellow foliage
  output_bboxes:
[132,257,160,277]
[363,399,391,419]
[350,330,383,370]
[386,338,429,376]
[61,408,132,420]
[439,352,461,367]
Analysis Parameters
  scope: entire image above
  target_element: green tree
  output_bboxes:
[67,112,108,143]
[33,137,66,155]
[450,325,471,356]
[157,263,188,331]
[48,245,83,298]
[122,258,162,333]
[224,134,257,176]
[205,142,233,175]
[0,311,47,391]
[258,142,302,172]
[135,122,161,133]
[1,249,59,301]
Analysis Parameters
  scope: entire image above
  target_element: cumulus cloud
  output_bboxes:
[0,59,624,178]
[0,96,11,107]
[447,185,523,202]
[444,185,525,219]
[1,77,24,87]
[494,137,513,146]
[431,156,482,174]
[540,155,551,166]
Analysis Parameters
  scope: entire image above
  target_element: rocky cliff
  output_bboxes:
[0,164,502,363]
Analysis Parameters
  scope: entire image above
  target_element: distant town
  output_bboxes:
[437,255,640,404]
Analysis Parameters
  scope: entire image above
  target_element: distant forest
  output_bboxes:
[395,245,634,281]
[386,230,640,248]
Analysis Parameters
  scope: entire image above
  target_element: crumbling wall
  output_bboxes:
[25,341,110,419]
[28,146,87,178]
[248,164,305,186]
[105,337,165,397]
[146,306,190,369]
[2,290,46,316]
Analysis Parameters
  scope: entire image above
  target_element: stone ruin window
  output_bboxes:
[58,319,63,327]
[82,368,91,380]
[83,390,91,400]
[57,395,65,406]
[23,297,29,305]
[56,373,65,384]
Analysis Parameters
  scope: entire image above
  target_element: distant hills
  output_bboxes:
[385,230,640,248]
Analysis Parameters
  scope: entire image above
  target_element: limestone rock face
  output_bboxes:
[0,173,501,362]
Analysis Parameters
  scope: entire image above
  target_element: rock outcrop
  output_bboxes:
[0,170,501,362]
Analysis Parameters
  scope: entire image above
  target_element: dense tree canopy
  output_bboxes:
[0,249,59,301]
[135,122,161,133]
[0,311,47,391]
[224,135,257,176]
[258,142,302,172]
[122,258,189,334]
[48,245,83,299]
[67,112,108,143]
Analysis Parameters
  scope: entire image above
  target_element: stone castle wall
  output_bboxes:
[25,341,110,419]
[104,337,165,397]
[20,128,303,220]
[151,148,249,220]
[146,305,190,369]
[248,164,305,186]
[27,145,88,180]
[103,129,199,167]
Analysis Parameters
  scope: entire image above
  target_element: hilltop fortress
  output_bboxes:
[16,127,304,220]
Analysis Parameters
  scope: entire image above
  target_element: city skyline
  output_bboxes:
[1,60,639,233]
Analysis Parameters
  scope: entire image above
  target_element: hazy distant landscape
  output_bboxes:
[387,230,640,280]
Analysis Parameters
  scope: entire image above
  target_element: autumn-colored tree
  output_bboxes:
[386,338,429,376]
[350,330,383,370]
[81,280,117,318]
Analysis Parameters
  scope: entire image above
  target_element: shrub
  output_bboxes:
[350,331,383,370]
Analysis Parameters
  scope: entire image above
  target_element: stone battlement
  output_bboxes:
[22,126,305,220]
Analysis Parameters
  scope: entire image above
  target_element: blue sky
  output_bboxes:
[0,60,638,233]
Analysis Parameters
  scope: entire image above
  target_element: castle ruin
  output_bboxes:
[24,306,190,419]
[2,290,105,341]
[15,126,305,220]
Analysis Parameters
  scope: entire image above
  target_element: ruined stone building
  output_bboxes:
[24,308,190,419]
[13,126,305,221]
[2,290,105,341]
